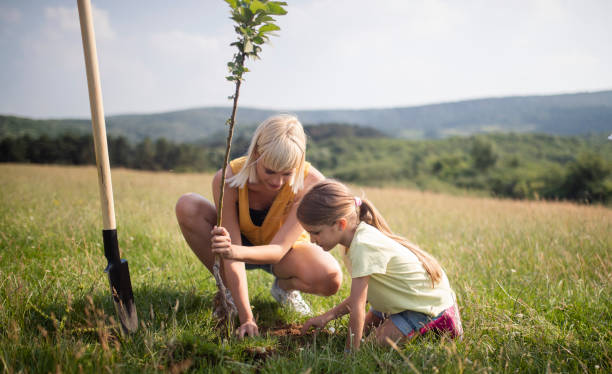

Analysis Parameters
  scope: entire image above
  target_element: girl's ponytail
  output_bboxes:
[358,199,442,287]
[298,180,443,287]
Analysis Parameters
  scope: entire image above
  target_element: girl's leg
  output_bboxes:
[371,319,409,346]
[273,242,342,296]
[364,310,384,336]
[175,193,217,272]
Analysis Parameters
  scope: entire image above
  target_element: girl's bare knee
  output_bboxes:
[377,333,390,346]
[375,320,406,346]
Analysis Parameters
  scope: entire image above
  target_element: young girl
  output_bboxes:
[176,115,342,338]
[297,180,462,350]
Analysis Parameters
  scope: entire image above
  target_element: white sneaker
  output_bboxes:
[270,278,311,315]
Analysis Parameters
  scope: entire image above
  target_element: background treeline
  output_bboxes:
[0,133,226,172]
[306,131,611,204]
[1,126,610,204]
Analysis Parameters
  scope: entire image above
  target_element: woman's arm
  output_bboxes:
[346,276,369,351]
[213,166,325,264]
[211,168,256,334]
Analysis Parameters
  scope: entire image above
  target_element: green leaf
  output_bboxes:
[249,0,266,13]
[240,6,254,22]
[266,2,288,15]
[259,23,280,34]
[224,0,238,10]
[230,13,246,24]
[254,14,274,25]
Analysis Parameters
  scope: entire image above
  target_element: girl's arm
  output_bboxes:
[300,297,351,334]
[346,276,369,351]
[213,167,325,264]
[300,276,370,351]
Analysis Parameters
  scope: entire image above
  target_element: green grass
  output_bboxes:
[1,164,610,373]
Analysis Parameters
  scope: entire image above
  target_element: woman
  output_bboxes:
[176,114,342,338]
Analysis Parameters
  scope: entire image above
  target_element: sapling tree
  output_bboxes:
[213,0,288,322]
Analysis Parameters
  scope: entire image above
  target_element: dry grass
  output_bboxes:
[1,163,610,373]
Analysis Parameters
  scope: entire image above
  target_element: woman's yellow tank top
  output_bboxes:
[229,156,310,246]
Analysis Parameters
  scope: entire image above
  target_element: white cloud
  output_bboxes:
[0,7,21,23]
[45,5,116,40]
[150,30,222,61]
[89,6,116,40]
[387,0,465,38]
[5,4,120,117]
[45,7,79,32]
[532,0,567,23]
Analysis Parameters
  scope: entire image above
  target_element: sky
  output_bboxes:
[1,0,611,119]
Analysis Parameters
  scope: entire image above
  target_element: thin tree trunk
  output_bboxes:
[212,76,243,321]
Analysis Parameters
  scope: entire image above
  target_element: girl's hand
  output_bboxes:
[211,226,237,259]
[301,314,329,334]
[236,319,259,338]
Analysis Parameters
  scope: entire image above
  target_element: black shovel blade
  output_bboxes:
[107,259,138,334]
[103,229,138,334]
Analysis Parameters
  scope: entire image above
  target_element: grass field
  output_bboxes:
[1,163,610,373]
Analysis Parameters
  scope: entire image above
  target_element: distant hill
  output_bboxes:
[2,90,611,142]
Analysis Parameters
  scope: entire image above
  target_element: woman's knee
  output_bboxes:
[305,265,341,296]
[319,267,342,296]
[309,250,342,296]
[275,243,343,295]
[175,193,215,226]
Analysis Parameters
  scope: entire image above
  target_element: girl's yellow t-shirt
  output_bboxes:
[342,222,455,316]
[229,156,310,246]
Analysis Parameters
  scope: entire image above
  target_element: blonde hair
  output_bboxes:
[227,114,307,194]
[297,180,443,287]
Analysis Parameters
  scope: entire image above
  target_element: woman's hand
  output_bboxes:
[236,319,259,338]
[300,313,330,334]
[211,226,238,260]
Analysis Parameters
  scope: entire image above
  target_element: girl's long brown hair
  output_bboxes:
[297,180,443,287]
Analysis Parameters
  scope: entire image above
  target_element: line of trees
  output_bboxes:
[0,133,225,172]
[306,133,611,204]
[1,131,610,204]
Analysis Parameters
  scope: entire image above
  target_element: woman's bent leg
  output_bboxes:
[175,193,217,272]
[273,242,342,296]
[176,193,255,326]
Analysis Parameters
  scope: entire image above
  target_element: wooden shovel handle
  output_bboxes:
[77,0,116,230]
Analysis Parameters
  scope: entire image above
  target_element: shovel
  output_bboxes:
[77,0,138,334]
